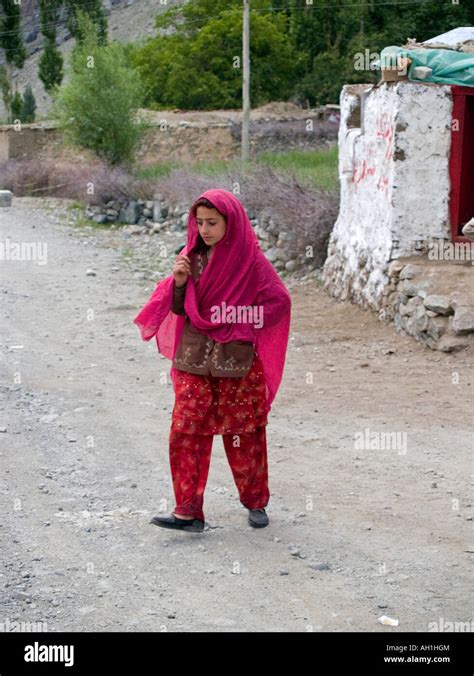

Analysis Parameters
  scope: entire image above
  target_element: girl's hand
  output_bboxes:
[172,254,191,288]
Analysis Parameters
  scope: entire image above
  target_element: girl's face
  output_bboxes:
[196,206,227,247]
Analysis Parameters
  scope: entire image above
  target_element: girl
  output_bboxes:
[133,189,291,533]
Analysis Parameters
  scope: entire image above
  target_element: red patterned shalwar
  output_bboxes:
[168,353,269,522]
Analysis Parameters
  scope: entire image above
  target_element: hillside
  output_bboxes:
[1,0,185,120]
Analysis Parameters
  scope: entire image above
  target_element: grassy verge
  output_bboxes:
[133,147,339,193]
[258,147,338,192]
[63,208,112,229]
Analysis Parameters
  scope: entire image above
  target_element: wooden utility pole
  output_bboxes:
[242,0,250,162]
[360,0,365,38]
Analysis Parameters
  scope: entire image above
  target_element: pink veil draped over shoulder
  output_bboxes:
[133,188,292,416]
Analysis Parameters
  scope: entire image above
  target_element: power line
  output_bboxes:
[0,17,104,40]
[0,0,462,49]
[254,0,446,10]
[0,0,457,36]
[0,0,109,22]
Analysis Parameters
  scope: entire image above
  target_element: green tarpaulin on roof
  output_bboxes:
[378,45,474,87]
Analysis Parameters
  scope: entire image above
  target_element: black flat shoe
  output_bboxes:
[150,514,205,532]
[248,508,269,528]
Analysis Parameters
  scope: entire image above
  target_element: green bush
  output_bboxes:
[50,11,147,165]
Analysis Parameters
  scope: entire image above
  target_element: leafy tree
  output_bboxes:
[0,66,11,120]
[22,84,36,122]
[39,42,64,93]
[64,0,108,45]
[369,0,474,46]
[50,11,146,165]
[10,89,22,123]
[131,1,301,109]
[0,0,27,119]
[287,0,474,104]
[38,0,64,92]
[8,85,36,123]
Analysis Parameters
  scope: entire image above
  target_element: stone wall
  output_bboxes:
[0,114,337,165]
[86,194,314,275]
[0,123,63,162]
[135,107,337,165]
[381,256,474,352]
[137,122,237,165]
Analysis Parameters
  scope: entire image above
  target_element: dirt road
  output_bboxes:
[1,197,472,632]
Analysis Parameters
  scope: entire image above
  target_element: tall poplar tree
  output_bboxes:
[0,0,27,120]
[38,0,64,92]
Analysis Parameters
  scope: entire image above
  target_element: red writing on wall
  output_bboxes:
[351,112,395,196]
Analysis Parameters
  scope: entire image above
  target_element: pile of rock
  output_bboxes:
[85,197,169,230]
[85,196,315,274]
[380,260,474,352]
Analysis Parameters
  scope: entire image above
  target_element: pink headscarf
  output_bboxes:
[133,189,291,416]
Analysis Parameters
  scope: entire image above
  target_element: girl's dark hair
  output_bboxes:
[192,197,227,252]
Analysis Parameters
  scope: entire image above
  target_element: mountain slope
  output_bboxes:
[1,0,185,121]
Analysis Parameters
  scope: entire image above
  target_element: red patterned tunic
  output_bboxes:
[171,352,268,435]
